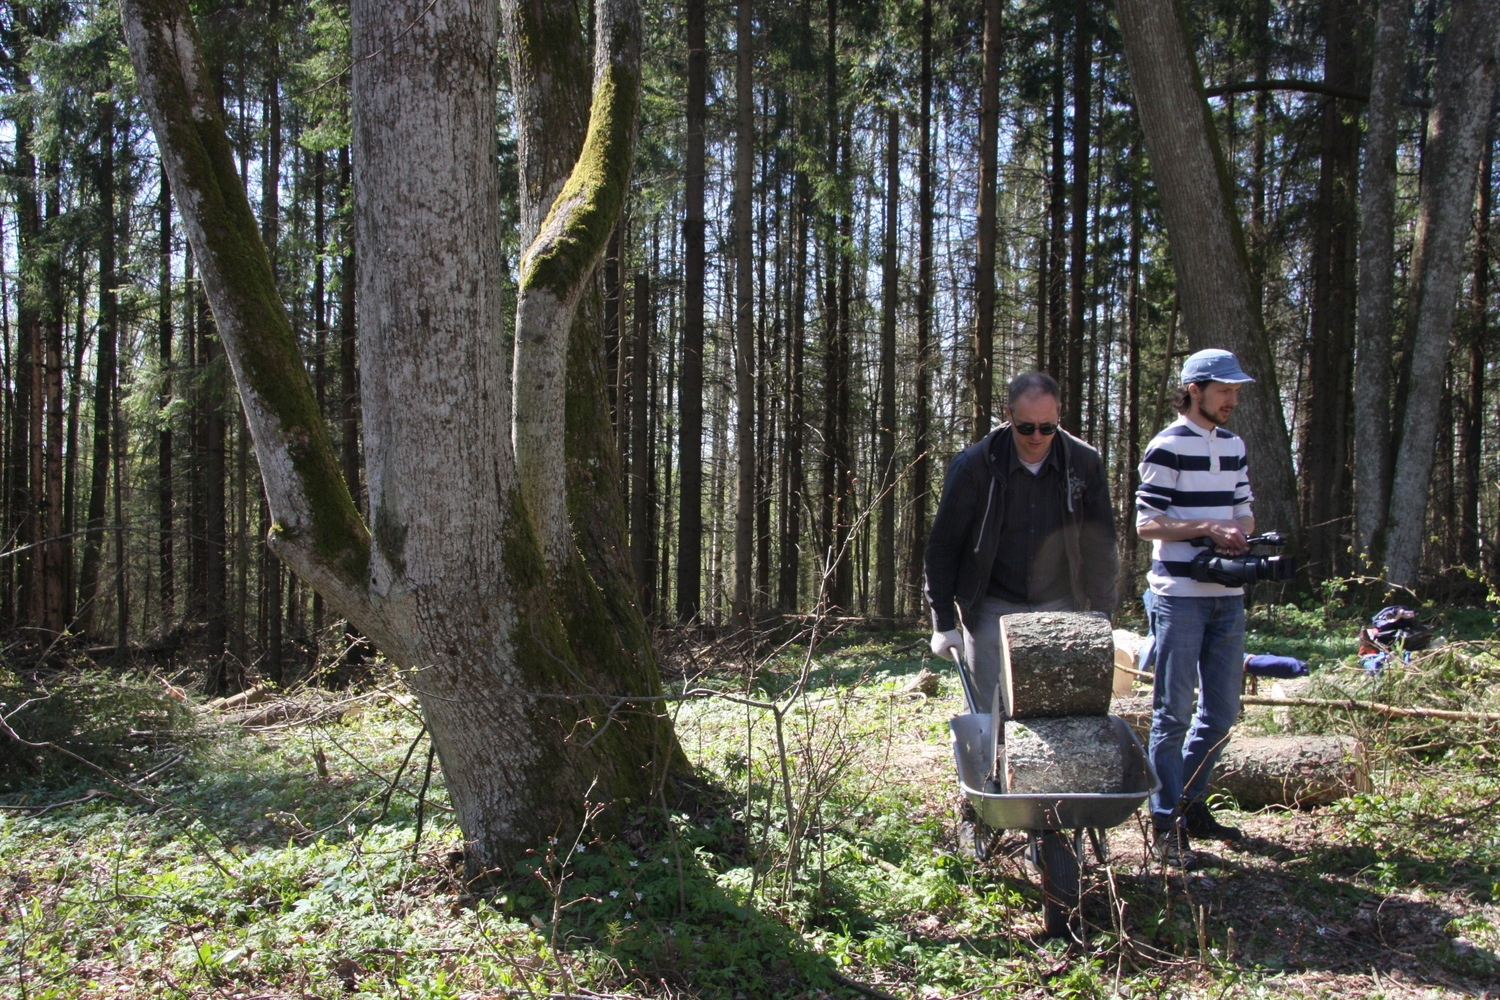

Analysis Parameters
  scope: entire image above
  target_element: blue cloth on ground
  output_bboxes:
[1244,654,1308,678]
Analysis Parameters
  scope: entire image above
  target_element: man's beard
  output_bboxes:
[1195,399,1229,426]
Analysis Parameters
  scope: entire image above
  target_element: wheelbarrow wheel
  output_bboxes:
[1038,829,1080,939]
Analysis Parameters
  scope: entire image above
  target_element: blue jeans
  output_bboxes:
[1148,593,1245,828]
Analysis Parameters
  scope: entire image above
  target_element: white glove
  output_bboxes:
[930,629,964,661]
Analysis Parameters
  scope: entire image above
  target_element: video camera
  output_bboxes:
[1188,531,1298,586]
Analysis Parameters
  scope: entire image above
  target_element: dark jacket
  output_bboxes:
[924,425,1118,631]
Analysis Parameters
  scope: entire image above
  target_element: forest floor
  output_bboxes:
[2,596,1500,998]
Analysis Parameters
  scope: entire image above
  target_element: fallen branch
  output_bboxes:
[1241,694,1500,723]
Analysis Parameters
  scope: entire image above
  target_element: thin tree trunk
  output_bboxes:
[79,103,118,635]
[630,270,653,613]
[678,0,706,621]
[779,170,807,611]
[1047,16,1067,381]
[972,0,1001,440]
[40,156,66,638]
[1300,0,1365,580]
[1460,126,1492,567]
[1121,169,1143,603]
[1067,0,1091,429]
[113,344,128,656]
[203,316,227,679]
[5,35,38,633]
[158,173,175,632]
[1115,0,1302,542]
[338,146,360,510]
[733,0,755,621]
[1383,0,1500,587]
[877,109,898,620]
[1354,0,1409,559]
[907,0,933,614]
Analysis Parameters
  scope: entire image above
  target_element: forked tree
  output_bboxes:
[121,0,681,877]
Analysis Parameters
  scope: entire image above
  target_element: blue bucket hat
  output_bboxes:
[1181,349,1255,385]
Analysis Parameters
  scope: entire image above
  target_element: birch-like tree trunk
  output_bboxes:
[1115,0,1301,542]
[123,0,674,875]
[1383,0,1500,587]
[1352,0,1408,561]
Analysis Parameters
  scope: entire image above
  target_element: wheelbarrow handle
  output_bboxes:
[947,645,984,716]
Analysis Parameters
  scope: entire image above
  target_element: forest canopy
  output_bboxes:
[0,0,1495,658]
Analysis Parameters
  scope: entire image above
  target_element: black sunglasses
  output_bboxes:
[1013,421,1058,436]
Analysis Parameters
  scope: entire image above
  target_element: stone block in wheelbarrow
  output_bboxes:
[996,611,1115,720]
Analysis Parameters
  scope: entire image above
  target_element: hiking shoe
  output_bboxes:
[1183,800,1243,842]
[1153,824,1196,870]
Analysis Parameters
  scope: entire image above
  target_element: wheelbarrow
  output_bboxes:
[947,645,1160,938]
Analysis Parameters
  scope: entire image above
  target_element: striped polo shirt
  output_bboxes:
[1135,416,1254,597]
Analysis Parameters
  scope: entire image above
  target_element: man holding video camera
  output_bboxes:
[1136,349,1258,867]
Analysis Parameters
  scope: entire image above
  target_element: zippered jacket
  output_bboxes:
[923,425,1118,632]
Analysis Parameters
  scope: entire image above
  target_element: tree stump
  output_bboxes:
[1003,717,1128,794]
[999,612,1114,719]
[1212,735,1370,808]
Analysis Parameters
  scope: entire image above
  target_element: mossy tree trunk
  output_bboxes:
[122,0,679,876]
[503,0,684,774]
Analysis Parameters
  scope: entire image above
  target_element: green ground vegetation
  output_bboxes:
[2,598,1499,997]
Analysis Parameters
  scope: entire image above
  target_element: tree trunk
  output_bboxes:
[78,100,118,636]
[507,0,678,746]
[1115,0,1301,543]
[1300,0,1366,581]
[677,0,707,622]
[1121,174,1142,603]
[1212,735,1371,808]
[733,0,755,621]
[39,157,66,638]
[1353,0,1409,561]
[779,170,807,611]
[158,173,175,634]
[1047,16,1067,381]
[972,0,1001,441]
[1460,127,1492,568]
[630,270,653,614]
[1066,0,1091,430]
[338,146,360,511]
[907,0,933,615]
[877,109,898,621]
[1383,0,1500,588]
[5,31,38,632]
[203,316,227,676]
[124,0,677,873]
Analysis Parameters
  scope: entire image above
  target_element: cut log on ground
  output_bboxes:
[1211,734,1370,808]
[1112,628,1147,696]
[1003,716,1129,795]
[999,612,1114,719]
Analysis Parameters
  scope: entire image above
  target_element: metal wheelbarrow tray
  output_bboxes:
[950,712,1159,831]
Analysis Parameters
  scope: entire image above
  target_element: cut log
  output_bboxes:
[1110,694,1153,743]
[1003,716,1128,794]
[1112,628,1147,695]
[999,612,1114,719]
[1211,734,1370,808]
